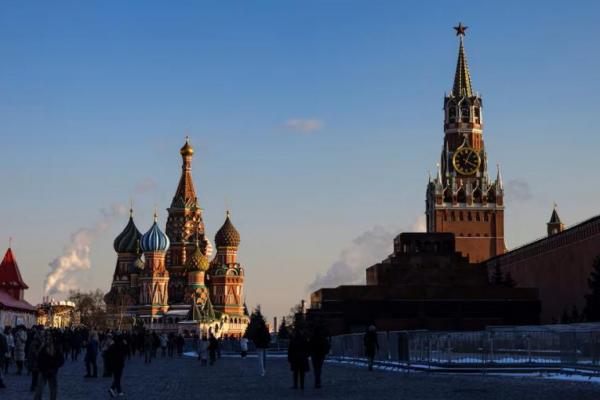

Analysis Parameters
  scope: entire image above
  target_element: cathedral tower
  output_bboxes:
[210,211,245,317]
[426,23,505,263]
[139,213,170,319]
[105,208,142,323]
[165,137,211,303]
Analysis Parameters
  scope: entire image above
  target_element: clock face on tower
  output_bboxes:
[452,147,481,175]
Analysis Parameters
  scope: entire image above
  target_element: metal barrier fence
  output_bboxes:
[329,326,600,369]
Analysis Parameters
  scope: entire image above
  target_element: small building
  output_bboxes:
[37,298,79,328]
[0,247,36,328]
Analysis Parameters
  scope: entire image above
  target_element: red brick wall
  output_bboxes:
[486,216,600,323]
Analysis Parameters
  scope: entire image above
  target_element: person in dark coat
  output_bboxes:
[208,334,219,366]
[84,332,99,378]
[28,329,43,391]
[0,330,7,389]
[309,324,330,388]
[107,335,128,397]
[34,335,65,400]
[363,325,379,371]
[176,334,185,357]
[287,329,310,390]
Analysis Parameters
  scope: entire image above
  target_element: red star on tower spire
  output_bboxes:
[454,22,468,37]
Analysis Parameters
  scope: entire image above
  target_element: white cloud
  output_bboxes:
[283,118,323,133]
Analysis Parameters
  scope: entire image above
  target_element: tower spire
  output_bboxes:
[173,136,198,208]
[452,23,473,98]
[496,163,503,190]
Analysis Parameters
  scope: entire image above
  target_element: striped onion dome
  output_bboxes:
[186,241,210,272]
[140,214,170,252]
[113,210,142,253]
[215,211,240,248]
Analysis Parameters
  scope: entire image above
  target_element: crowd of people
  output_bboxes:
[0,321,380,397]
[0,325,190,399]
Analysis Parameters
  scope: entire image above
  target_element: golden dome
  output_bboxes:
[180,136,194,156]
[186,241,209,272]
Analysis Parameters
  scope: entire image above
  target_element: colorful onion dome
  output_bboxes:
[180,136,194,156]
[186,240,210,272]
[215,211,240,248]
[113,209,142,253]
[140,213,170,252]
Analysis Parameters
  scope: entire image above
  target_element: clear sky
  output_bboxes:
[1,1,599,320]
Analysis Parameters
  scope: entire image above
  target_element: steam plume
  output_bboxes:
[44,203,128,296]
[307,214,426,293]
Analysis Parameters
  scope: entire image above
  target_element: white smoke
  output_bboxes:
[307,214,427,293]
[44,203,128,296]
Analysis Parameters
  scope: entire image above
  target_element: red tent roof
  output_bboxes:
[0,248,29,289]
[0,290,36,312]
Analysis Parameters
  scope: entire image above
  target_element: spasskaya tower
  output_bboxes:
[426,23,506,263]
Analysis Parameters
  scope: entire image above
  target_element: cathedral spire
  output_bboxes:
[452,23,473,98]
[172,137,198,208]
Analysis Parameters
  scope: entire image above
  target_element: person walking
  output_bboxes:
[287,328,310,390]
[251,326,270,376]
[143,331,153,364]
[0,328,7,389]
[198,335,209,366]
[101,333,114,377]
[240,337,248,358]
[309,324,330,388]
[363,325,379,371]
[208,334,219,366]
[107,334,127,398]
[159,333,168,358]
[3,327,13,375]
[13,325,27,375]
[84,332,99,378]
[28,329,43,391]
[34,334,65,400]
[176,334,185,357]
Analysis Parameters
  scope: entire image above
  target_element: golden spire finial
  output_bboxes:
[153,206,158,222]
[129,198,134,218]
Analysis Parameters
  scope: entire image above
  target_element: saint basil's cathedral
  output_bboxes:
[105,138,249,337]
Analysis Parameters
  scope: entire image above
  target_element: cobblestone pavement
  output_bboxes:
[2,353,600,400]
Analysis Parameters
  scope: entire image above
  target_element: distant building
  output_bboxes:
[104,138,249,337]
[37,298,79,328]
[308,233,539,334]
[0,247,36,327]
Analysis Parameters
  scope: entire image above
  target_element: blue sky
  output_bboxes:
[1,1,599,319]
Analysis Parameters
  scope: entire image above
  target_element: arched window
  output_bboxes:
[448,105,457,123]
[460,103,470,122]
